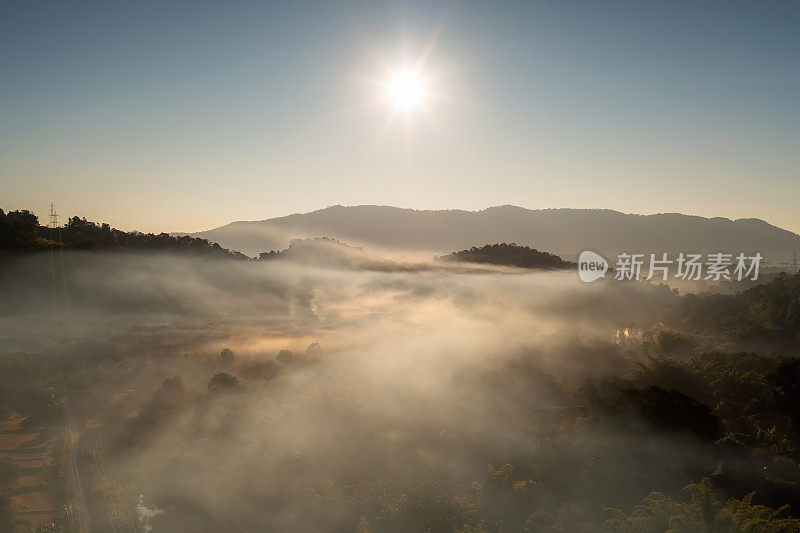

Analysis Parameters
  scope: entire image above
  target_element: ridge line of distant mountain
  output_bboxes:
[186,205,797,232]
[180,205,800,260]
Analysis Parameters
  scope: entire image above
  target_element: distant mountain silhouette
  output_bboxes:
[183,205,800,262]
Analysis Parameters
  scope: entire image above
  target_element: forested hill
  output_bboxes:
[0,209,244,258]
[437,243,574,270]
[663,271,800,348]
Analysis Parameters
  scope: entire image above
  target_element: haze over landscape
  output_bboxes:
[2,2,800,533]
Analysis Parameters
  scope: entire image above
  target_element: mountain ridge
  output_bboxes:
[180,205,800,261]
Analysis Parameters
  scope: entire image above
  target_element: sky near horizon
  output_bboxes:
[1,1,799,234]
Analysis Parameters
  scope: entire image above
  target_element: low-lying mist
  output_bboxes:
[1,251,689,531]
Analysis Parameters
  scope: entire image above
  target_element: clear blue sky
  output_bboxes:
[1,0,798,233]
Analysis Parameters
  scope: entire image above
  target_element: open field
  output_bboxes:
[0,415,60,531]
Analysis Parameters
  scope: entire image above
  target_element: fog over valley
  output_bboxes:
[3,236,800,530]
[3,1,800,530]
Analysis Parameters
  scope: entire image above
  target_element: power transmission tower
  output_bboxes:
[48,202,59,229]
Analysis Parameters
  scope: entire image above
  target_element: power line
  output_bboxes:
[48,203,89,533]
[48,203,134,533]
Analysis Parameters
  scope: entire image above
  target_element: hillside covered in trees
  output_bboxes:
[437,243,574,270]
[662,272,800,350]
[0,209,244,258]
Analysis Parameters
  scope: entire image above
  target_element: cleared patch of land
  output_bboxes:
[0,414,60,531]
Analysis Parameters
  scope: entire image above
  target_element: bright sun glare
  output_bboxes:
[385,68,428,111]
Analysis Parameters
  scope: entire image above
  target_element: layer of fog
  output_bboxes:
[0,251,684,531]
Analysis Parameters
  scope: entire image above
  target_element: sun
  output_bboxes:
[385,68,428,111]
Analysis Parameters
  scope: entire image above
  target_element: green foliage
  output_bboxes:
[717,492,800,532]
[604,479,800,532]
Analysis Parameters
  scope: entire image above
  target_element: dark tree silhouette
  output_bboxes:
[437,243,574,270]
[207,372,239,391]
[0,209,246,257]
